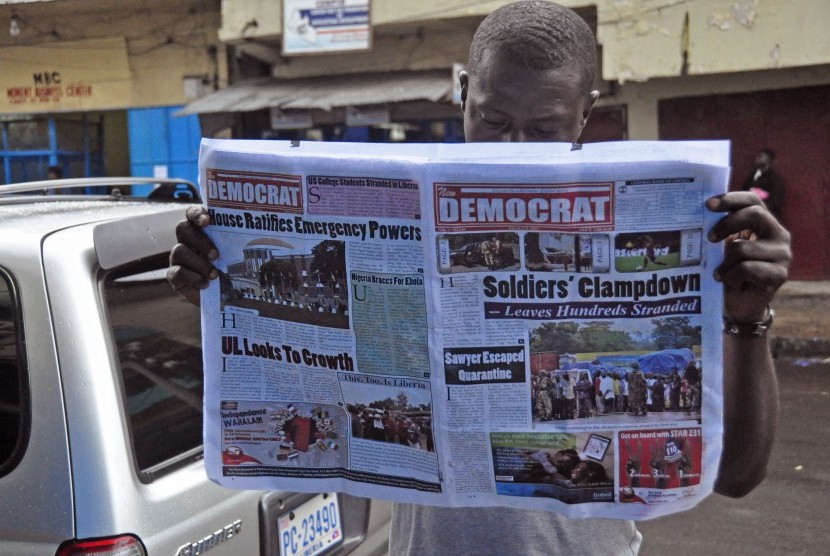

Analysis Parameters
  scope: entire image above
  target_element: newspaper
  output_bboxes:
[199,139,728,520]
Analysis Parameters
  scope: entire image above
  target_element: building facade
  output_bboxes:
[3,0,826,278]
[0,0,226,186]
[189,0,828,279]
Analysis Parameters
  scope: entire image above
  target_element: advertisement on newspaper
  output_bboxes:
[199,139,727,520]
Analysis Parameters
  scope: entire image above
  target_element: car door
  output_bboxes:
[0,255,75,555]
[41,207,265,555]
[42,206,390,555]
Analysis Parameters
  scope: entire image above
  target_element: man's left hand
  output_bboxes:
[706,192,791,322]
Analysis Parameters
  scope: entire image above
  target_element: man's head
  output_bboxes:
[755,148,775,169]
[548,448,580,474]
[47,165,63,180]
[460,0,599,143]
[570,459,610,485]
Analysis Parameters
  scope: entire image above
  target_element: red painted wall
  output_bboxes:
[658,85,830,280]
[582,105,628,143]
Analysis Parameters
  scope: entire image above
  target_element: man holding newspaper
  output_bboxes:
[168,1,790,554]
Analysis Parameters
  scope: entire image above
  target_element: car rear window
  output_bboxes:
[103,257,204,478]
[0,268,30,477]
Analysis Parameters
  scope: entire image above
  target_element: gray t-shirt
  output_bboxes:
[390,503,642,555]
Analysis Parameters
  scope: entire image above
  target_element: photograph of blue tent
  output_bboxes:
[637,348,695,375]
[596,354,641,368]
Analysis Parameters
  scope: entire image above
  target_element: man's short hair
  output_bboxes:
[468,0,597,92]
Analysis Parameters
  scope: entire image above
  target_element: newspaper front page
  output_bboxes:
[199,139,728,520]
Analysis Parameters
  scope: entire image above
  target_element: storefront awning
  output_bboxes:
[177,70,453,115]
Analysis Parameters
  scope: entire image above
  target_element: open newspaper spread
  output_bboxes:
[199,139,728,520]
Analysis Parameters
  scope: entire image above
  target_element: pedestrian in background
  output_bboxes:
[742,148,784,220]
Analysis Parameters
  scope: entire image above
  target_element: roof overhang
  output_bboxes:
[177,69,453,116]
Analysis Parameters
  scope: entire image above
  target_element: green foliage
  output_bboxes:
[310,240,345,282]
[580,321,635,352]
[369,397,396,411]
[530,320,636,353]
[530,321,580,353]
[259,258,298,289]
[651,316,701,350]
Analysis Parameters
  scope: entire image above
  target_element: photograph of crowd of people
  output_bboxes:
[491,431,614,504]
[438,232,520,274]
[529,317,703,425]
[614,231,683,272]
[347,405,434,452]
[618,427,703,503]
[525,232,609,273]
[342,379,434,452]
[219,237,349,328]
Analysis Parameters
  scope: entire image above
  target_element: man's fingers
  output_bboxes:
[174,218,218,260]
[708,204,788,243]
[719,238,791,272]
[186,204,211,227]
[169,243,219,280]
[175,284,203,307]
[170,206,216,307]
[175,283,202,307]
[167,263,211,289]
[167,265,209,306]
[705,191,764,213]
[718,260,788,292]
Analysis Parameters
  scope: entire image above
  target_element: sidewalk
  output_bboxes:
[770,280,830,357]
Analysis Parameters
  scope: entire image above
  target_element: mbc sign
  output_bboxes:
[33,71,61,85]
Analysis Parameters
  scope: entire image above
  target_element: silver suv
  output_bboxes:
[0,178,390,556]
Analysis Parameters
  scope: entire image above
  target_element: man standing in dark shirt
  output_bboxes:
[742,148,784,220]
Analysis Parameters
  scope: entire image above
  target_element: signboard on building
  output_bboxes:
[282,0,371,56]
[270,108,314,129]
[345,104,388,126]
[0,37,132,114]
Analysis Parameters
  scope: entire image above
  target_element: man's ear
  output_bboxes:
[459,70,469,112]
[581,90,600,127]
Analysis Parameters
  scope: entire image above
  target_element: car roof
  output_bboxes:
[0,195,193,275]
[0,177,199,244]
[0,197,190,242]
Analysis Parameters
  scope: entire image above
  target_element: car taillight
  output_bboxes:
[56,535,147,556]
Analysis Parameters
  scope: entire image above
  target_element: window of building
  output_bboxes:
[0,114,104,185]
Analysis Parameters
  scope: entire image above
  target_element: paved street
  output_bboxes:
[638,356,830,555]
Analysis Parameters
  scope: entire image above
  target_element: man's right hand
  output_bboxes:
[167,205,219,306]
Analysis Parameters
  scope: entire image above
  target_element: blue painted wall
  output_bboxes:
[128,106,201,195]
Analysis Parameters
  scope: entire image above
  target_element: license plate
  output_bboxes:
[277,493,343,556]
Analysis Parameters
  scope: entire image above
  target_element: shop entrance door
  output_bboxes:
[659,85,830,280]
[128,106,202,194]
